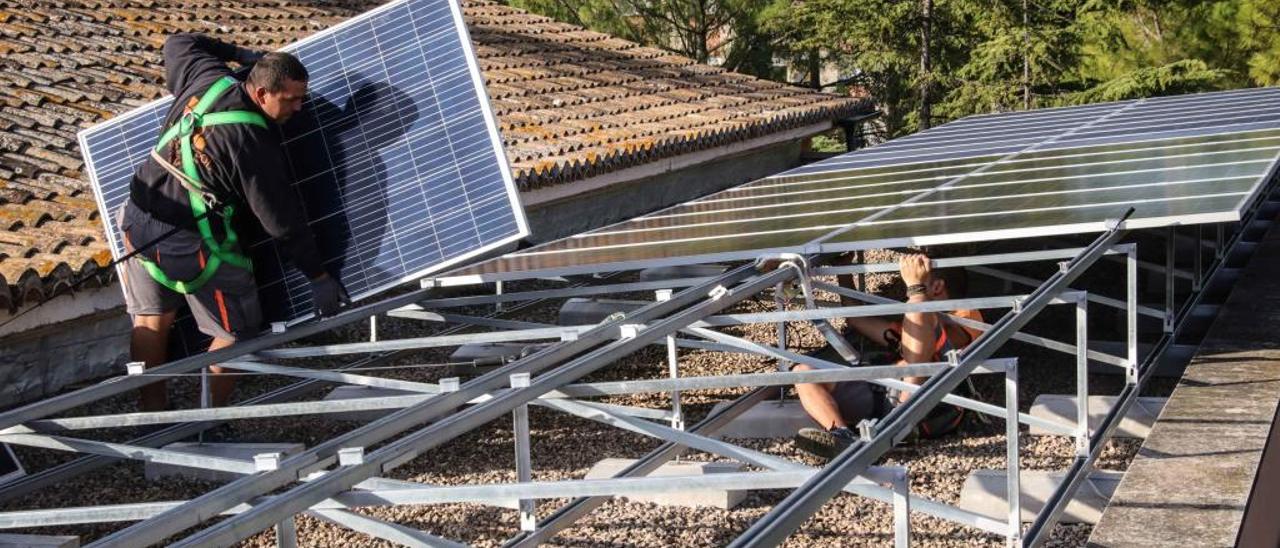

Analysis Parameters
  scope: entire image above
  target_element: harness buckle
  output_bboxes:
[178,111,203,134]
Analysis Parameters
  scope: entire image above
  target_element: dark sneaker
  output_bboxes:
[794,427,858,460]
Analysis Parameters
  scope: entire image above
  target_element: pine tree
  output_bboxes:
[509,0,1278,137]
[510,0,779,76]
[940,0,1088,118]
[1239,0,1280,85]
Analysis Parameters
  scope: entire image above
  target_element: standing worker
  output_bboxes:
[119,33,348,411]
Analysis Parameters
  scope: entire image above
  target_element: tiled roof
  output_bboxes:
[0,0,868,313]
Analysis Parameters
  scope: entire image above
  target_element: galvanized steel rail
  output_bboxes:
[729,213,1132,547]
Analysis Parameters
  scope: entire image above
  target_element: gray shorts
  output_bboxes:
[805,342,895,424]
[832,381,895,425]
[118,203,262,341]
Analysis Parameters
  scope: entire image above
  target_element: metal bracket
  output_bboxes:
[619,324,644,339]
[708,285,729,300]
[126,362,146,376]
[254,452,282,472]
[338,447,365,466]
[509,373,532,389]
[857,419,879,441]
[945,349,961,367]
[439,377,461,393]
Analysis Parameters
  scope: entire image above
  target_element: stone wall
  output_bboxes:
[0,308,131,407]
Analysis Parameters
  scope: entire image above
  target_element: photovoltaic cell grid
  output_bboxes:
[79,0,527,322]
[446,86,1280,282]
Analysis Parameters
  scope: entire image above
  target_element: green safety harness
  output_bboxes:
[141,75,267,294]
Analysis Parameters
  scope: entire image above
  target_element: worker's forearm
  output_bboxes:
[162,33,260,97]
[899,294,935,366]
[171,33,257,64]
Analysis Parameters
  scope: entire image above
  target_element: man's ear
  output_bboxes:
[930,277,946,298]
[247,83,266,103]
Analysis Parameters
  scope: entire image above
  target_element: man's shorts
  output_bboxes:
[118,203,263,341]
[831,381,895,424]
[829,379,966,438]
[806,341,895,424]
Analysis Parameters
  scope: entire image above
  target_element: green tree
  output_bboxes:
[1239,0,1280,85]
[762,0,979,135]
[940,0,1089,117]
[507,0,636,39]
[1068,59,1229,103]
[511,0,1278,135]
[1080,0,1269,86]
[509,0,779,75]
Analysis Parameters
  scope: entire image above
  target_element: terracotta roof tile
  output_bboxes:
[0,0,867,311]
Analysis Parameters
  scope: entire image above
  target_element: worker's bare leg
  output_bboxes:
[206,337,237,407]
[131,311,176,412]
[792,364,846,430]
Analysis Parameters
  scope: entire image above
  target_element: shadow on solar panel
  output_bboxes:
[269,79,419,322]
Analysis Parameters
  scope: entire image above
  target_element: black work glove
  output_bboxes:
[310,274,350,318]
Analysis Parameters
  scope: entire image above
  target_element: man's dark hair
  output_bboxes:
[248,52,308,92]
[932,267,968,298]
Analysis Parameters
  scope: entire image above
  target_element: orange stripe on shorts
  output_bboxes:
[214,289,231,333]
[197,250,232,333]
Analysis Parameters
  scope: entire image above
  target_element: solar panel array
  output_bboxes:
[79,0,527,322]
[446,87,1280,282]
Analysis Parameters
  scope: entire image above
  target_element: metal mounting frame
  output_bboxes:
[0,182,1274,547]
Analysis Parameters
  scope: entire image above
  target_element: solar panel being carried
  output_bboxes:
[443,87,1280,283]
[79,0,528,322]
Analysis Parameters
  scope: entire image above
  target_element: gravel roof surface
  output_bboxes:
[0,249,1178,547]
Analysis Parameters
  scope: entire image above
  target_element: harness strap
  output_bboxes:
[139,75,266,294]
[933,321,954,359]
[139,250,223,294]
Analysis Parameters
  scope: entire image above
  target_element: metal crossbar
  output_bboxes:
[729,214,1131,547]
[0,197,1265,548]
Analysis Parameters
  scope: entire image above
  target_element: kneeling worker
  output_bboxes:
[792,253,983,459]
[120,34,347,411]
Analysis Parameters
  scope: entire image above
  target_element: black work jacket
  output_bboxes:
[126,33,324,278]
